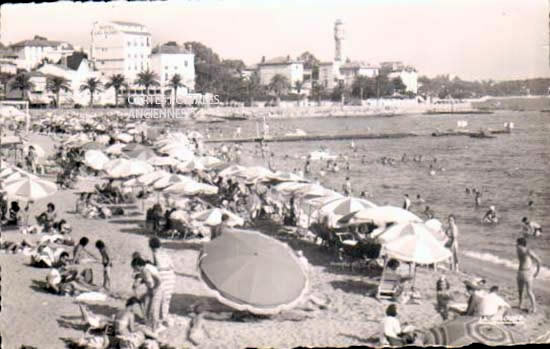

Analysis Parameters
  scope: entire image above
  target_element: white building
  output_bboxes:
[257,56,304,89]
[385,64,418,94]
[151,44,195,96]
[37,52,112,106]
[339,61,379,86]
[10,36,74,71]
[90,21,152,86]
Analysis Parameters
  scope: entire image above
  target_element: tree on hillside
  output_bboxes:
[135,69,160,95]
[311,80,326,104]
[268,74,291,106]
[105,74,127,107]
[164,41,178,46]
[222,59,246,72]
[46,75,70,108]
[9,72,35,101]
[80,77,102,107]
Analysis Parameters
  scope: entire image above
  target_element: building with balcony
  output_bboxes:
[90,21,152,86]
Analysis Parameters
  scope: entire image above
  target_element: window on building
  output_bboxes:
[165,66,169,70]
[147,37,150,46]
[174,66,178,70]
[128,41,131,46]
[184,61,188,67]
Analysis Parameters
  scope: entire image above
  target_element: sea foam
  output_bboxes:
[463,250,550,280]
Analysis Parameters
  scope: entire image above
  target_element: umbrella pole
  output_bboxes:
[411,262,417,290]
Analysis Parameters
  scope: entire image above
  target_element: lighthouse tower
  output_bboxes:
[334,19,346,62]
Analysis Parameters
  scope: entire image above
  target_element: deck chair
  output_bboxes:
[376,260,404,300]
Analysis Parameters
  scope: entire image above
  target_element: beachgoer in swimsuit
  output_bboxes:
[516,237,541,313]
[445,215,459,272]
[521,217,542,238]
[115,297,153,349]
[95,240,112,291]
[149,237,176,327]
[482,206,498,224]
[403,194,411,211]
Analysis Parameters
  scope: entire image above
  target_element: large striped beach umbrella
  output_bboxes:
[319,197,377,217]
[423,316,526,346]
[338,206,422,226]
[3,176,57,201]
[198,229,309,315]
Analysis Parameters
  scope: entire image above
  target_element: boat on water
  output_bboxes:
[469,132,496,139]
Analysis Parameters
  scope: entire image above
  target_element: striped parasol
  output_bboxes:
[3,176,57,201]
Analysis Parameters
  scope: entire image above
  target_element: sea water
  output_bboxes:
[217,111,550,278]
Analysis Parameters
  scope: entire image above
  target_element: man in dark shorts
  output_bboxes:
[516,237,541,313]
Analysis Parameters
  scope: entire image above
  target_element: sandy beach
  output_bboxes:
[1,111,549,348]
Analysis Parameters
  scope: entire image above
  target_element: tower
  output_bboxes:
[334,19,345,62]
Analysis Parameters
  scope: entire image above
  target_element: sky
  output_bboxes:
[1,0,548,81]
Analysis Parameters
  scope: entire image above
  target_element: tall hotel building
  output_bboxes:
[90,21,152,89]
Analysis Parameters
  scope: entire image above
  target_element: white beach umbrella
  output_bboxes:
[105,143,126,155]
[153,174,193,190]
[84,150,110,171]
[115,133,133,143]
[167,148,195,161]
[158,142,193,154]
[319,197,378,217]
[95,135,111,145]
[130,170,171,186]
[176,159,205,173]
[218,165,247,178]
[234,166,275,182]
[382,226,452,264]
[147,156,179,167]
[199,156,224,170]
[164,181,218,196]
[3,176,57,201]
[191,208,244,227]
[104,159,154,178]
[338,206,422,227]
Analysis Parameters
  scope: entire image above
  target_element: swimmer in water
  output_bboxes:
[482,206,498,224]
[521,217,542,238]
[516,238,541,313]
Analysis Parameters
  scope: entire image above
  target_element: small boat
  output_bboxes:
[469,132,496,139]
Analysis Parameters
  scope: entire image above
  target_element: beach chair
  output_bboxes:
[376,262,404,300]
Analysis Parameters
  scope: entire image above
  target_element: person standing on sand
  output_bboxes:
[149,237,176,327]
[445,215,459,272]
[95,240,112,291]
[516,237,541,313]
[343,177,352,196]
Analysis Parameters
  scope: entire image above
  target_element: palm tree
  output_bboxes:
[80,77,102,107]
[46,75,70,108]
[105,74,127,107]
[135,69,160,95]
[0,72,14,99]
[10,72,35,101]
[168,74,184,106]
[268,74,291,106]
[294,80,303,95]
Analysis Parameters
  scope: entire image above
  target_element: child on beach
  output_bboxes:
[72,237,97,264]
[95,240,112,291]
[436,275,452,320]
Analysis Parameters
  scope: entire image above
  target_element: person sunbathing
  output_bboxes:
[114,297,158,349]
[31,244,67,268]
